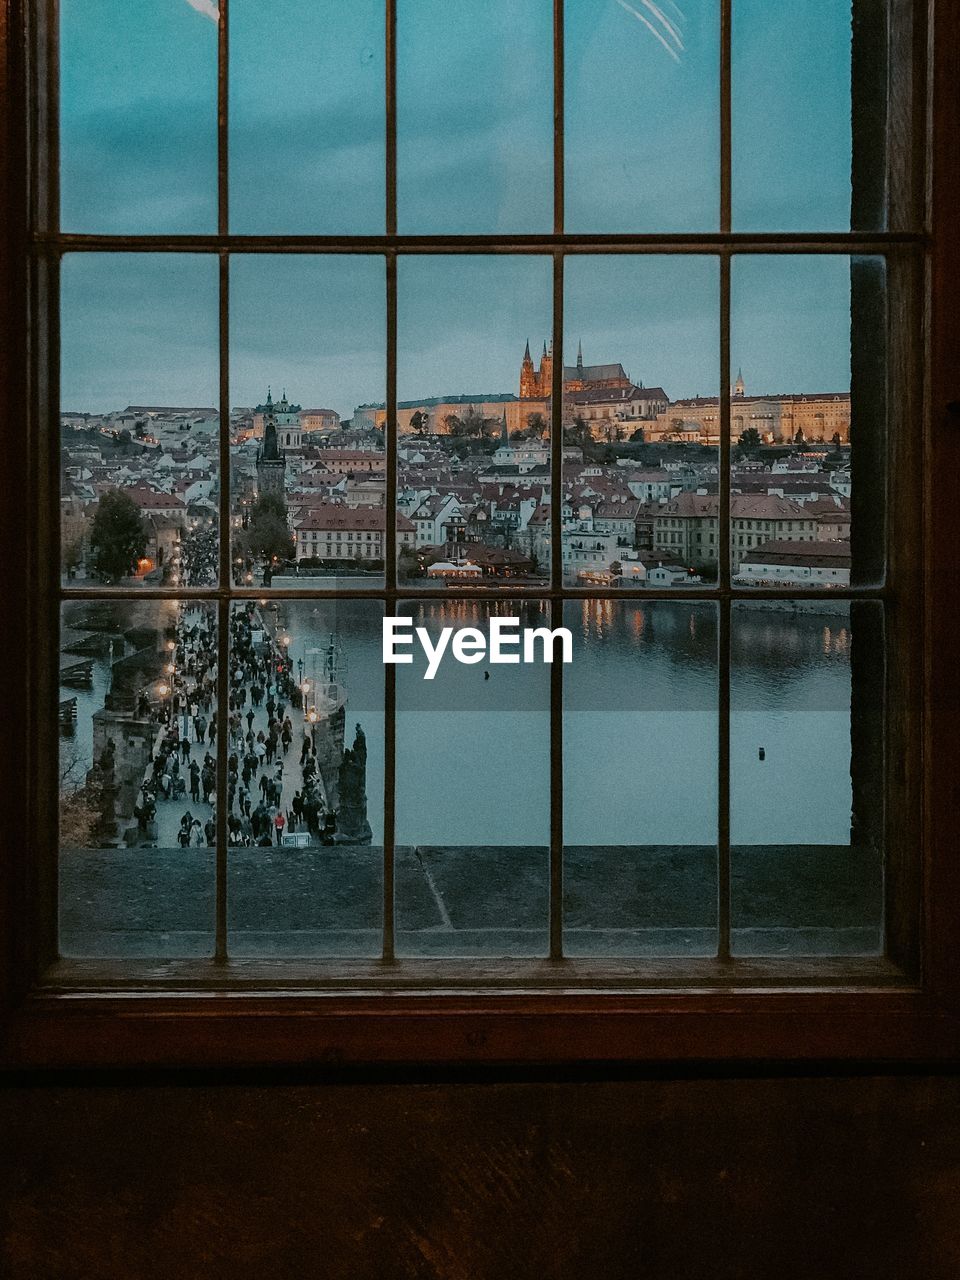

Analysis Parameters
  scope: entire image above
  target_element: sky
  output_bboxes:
[59,0,857,414]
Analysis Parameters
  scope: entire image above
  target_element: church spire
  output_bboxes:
[523,338,532,362]
[576,339,583,373]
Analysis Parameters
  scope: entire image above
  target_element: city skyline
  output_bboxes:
[61,252,853,417]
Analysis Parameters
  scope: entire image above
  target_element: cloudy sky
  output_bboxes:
[59,0,855,414]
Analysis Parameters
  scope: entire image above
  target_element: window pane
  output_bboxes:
[230,0,385,234]
[59,601,217,957]
[60,254,220,589]
[565,0,719,232]
[732,0,852,230]
[230,256,386,590]
[397,0,553,233]
[397,256,552,591]
[730,256,882,589]
[563,256,719,588]
[60,0,217,233]
[730,601,884,956]
[395,600,550,957]
[227,600,384,957]
[564,600,718,956]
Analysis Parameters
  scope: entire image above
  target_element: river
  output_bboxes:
[63,597,860,850]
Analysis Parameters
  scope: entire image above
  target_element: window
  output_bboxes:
[2,0,959,1070]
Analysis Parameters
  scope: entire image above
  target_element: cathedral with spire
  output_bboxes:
[519,339,633,400]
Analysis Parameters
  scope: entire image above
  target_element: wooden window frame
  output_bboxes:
[1,0,959,1068]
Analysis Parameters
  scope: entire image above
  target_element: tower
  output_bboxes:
[733,367,746,398]
[539,339,553,397]
[520,339,539,399]
[576,338,584,377]
[256,389,287,499]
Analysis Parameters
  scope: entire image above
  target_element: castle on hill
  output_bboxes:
[519,339,633,399]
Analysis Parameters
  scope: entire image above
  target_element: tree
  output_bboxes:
[59,741,103,849]
[61,536,84,578]
[794,427,805,445]
[409,410,427,433]
[444,410,485,439]
[237,492,294,567]
[739,427,762,450]
[563,415,591,448]
[526,412,548,440]
[89,489,147,582]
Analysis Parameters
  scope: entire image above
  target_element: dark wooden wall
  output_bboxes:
[2,1075,959,1278]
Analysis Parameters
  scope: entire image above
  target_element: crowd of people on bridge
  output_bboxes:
[176,519,217,588]
[226,603,338,847]
[133,599,342,849]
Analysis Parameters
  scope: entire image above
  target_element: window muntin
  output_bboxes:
[44,0,920,985]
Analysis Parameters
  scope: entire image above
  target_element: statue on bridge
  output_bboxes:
[334,724,372,846]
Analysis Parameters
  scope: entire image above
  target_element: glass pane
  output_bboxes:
[397,0,553,233]
[732,0,852,230]
[230,256,386,589]
[60,0,217,232]
[566,0,719,232]
[730,256,880,589]
[227,600,384,957]
[59,600,217,957]
[564,600,718,956]
[563,256,719,588]
[397,256,552,591]
[60,254,220,589]
[731,601,884,955]
[230,0,385,234]
[395,600,551,956]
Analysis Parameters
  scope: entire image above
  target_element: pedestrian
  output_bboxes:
[274,809,286,845]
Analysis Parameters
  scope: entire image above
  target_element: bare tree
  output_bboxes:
[59,740,103,849]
